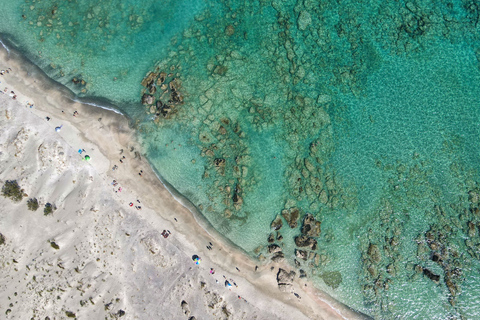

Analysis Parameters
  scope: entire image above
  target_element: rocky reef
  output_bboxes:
[140,69,184,121]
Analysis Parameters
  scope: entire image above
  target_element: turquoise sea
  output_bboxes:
[2,0,480,318]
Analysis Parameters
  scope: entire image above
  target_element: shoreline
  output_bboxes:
[0,43,367,319]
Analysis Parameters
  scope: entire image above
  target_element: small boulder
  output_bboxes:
[277,268,296,288]
[301,213,321,237]
[282,207,300,228]
[299,269,307,278]
[297,11,312,31]
[294,235,317,249]
[367,244,381,263]
[295,249,308,261]
[225,24,235,36]
[141,94,155,105]
[267,233,275,243]
[157,72,167,85]
[149,84,156,94]
[268,244,282,253]
[141,72,158,87]
[423,268,440,282]
[181,300,191,316]
[271,215,283,231]
[214,158,226,167]
[271,251,285,263]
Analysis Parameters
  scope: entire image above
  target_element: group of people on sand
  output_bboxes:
[1,69,16,100]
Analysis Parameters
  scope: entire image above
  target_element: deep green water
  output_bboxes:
[2,0,480,318]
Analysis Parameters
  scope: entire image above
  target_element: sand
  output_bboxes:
[0,45,366,319]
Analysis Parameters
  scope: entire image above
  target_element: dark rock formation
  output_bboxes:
[160,105,172,117]
[267,233,275,243]
[299,269,307,278]
[141,71,158,87]
[320,271,342,289]
[294,235,317,249]
[141,94,154,105]
[214,158,226,167]
[301,213,321,237]
[367,243,381,263]
[148,83,156,94]
[277,268,296,292]
[268,244,282,253]
[295,249,308,261]
[282,207,300,228]
[271,251,285,263]
[422,267,440,282]
[271,215,283,230]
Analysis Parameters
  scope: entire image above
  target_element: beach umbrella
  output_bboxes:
[192,254,201,264]
[55,125,63,132]
[84,155,91,161]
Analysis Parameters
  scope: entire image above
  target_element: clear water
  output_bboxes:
[2,0,480,318]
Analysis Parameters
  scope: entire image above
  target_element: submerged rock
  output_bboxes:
[367,243,381,263]
[271,215,283,230]
[299,269,307,278]
[282,207,300,228]
[225,24,235,36]
[320,271,342,289]
[268,244,282,253]
[267,233,275,243]
[156,72,167,85]
[141,94,155,105]
[214,158,226,167]
[297,11,312,31]
[156,100,163,110]
[141,71,158,87]
[271,251,285,262]
[301,213,321,237]
[294,235,317,249]
[423,268,440,282]
[160,105,172,118]
[148,83,156,94]
[295,249,308,261]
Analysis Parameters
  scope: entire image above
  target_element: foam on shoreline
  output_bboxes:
[0,41,368,320]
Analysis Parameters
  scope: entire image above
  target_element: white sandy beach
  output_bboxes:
[0,46,364,319]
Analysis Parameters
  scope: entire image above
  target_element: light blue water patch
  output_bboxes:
[333,43,480,215]
[326,42,480,318]
[0,0,206,109]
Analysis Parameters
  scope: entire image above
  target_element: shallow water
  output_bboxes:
[2,0,480,318]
